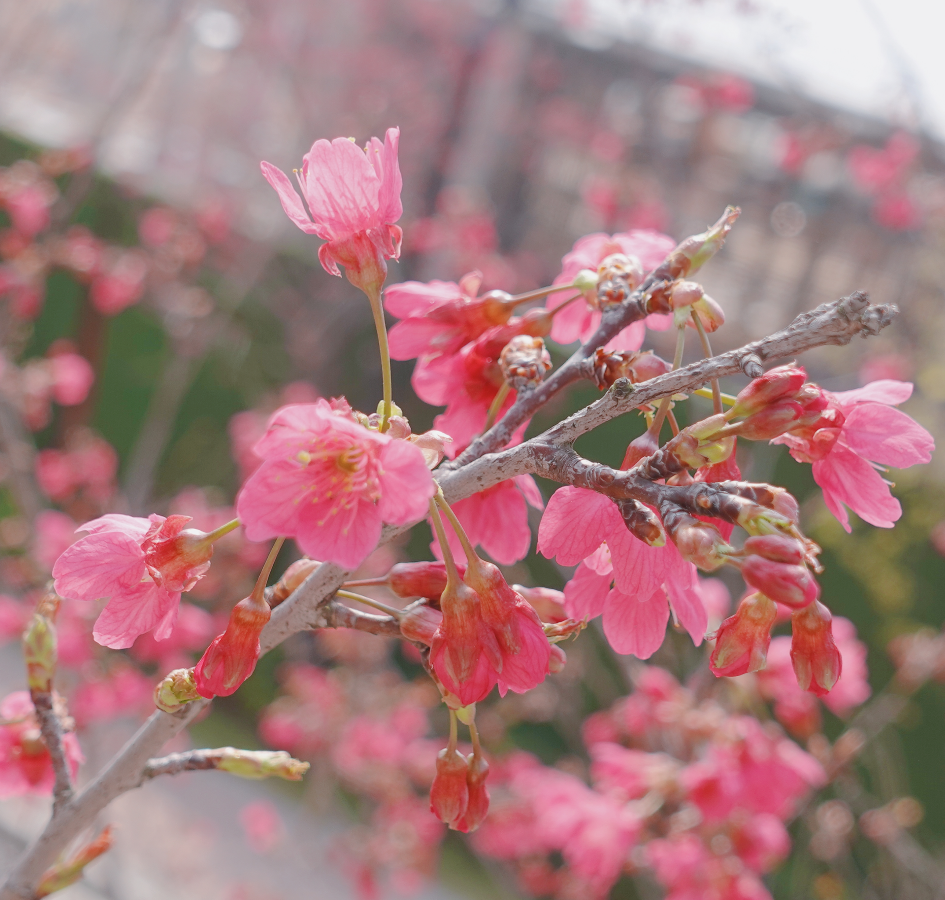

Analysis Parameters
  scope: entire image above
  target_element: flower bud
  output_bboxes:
[514,585,566,622]
[743,534,805,565]
[729,366,807,418]
[772,489,800,523]
[455,753,490,833]
[688,414,729,441]
[548,644,568,673]
[399,604,443,645]
[736,503,795,536]
[791,601,842,695]
[688,294,725,332]
[154,667,201,713]
[141,514,218,592]
[36,826,113,899]
[479,289,517,325]
[617,498,666,547]
[409,429,452,469]
[668,280,703,309]
[23,612,56,693]
[194,540,282,699]
[216,748,310,781]
[709,592,777,677]
[499,335,552,390]
[621,430,659,469]
[671,517,731,571]
[389,561,463,600]
[430,747,469,826]
[573,268,599,301]
[270,558,319,606]
[741,556,819,609]
[663,206,740,279]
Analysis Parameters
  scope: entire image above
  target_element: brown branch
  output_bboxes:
[311,600,402,637]
[28,692,73,815]
[142,747,308,783]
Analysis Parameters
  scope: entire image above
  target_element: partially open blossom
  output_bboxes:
[430,747,469,826]
[790,601,842,696]
[773,380,934,531]
[399,605,442,645]
[236,400,435,570]
[710,592,777,677]
[0,691,83,797]
[261,128,402,296]
[194,540,282,698]
[52,513,226,649]
[730,366,808,417]
[455,752,490,833]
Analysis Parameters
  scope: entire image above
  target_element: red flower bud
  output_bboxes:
[621,430,659,469]
[743,534,805,565]
[194,540,281,698]
[430,747,469,826]
[454,753,490,833]
[399,605,443,645]
[389,561,464,600]
[741,556,819,609]
[672,519,730,571]
[709,592,777,677]
[270,557,319,605]
[668,280,703,309]
[736,400,804,440]
[790,601,842,695]
[688,294,725,332]
[548,644,568,673]
[730,366,807,417]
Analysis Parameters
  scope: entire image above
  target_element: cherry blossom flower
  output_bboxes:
[773,380,933,531]
[545,229,676,346]
[236,400,435,569]
[52,513,222,649]
[0,691,83,797]
[261,128,403,296]
[539,487,707,657]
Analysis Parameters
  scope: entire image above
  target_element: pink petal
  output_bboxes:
[614,230,677,271]
[383,280,460,319]
[549,302,598,346]
[514,474,545,510]
[474,483,532,566]
[259,162,320,235]
[664,555,708,645]
[833,379,913,408]
[602,586,669,658]
[301,137,381,238]
[296,497,382,570]
[93,583,180,649]
[813,445,902,532]
[497,609,551,694]
[605,526,670,599]
[604,320,645,352]
[842,404,934,468]
[374,127,403,224]
[388,317,454,361]
[563,563,612,620]
[252,400,333,458]
[236,457,311,541]
[317,242,342,277]
[77,514,152,539]
[538,487,622,566]
[412,353,461,407]
[376,440,436,525]
[53,531,146,602]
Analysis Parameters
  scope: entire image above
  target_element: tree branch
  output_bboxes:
[0,289,897,900]
[29,692,73,816]
[142,747,308,782]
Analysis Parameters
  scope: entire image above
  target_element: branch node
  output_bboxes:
[739,353,764,379]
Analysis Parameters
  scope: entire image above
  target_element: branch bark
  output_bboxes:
[0,289,897,900]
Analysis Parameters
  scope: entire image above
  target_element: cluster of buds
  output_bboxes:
[589,348,672,390]
[499,335,552,391]
[646,278,726,332]
[430,740,490,833]
[595,253,645,307]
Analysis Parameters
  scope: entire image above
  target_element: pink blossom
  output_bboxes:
[260,664,347,756]
[545,230,676,345]
[237,400,434,570]
[129,602,216,670]
[47,351,95,406]
[89,250,148,316]
[70,664,154,727]
[261,128,403,296]
[0,595,29,643]
[53,513,217,649]
[0,691,83,797]
[774,380,933,531]
[431,475,543,566]
[540,487,708,657]
[240,800,284,853]
[33,510,80,571]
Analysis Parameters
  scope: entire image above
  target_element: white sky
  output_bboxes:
[564,0,945,142]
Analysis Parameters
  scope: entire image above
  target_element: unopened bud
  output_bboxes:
[389,561,462,600]
[455,753,490,833]
[736,503,795,536]
[772,489,800,523]
[548,644,568,672]
[736,400,804,440]
[23,613,57,693]
[664,206,740,279]
[709,592,777,677]
[479,289,516,325]
[270,558,319,605]
[791,601,842,695]
[399,604,443,645]
[617,498,666,547]
[622,430,659,469]
[154,667,201,713]
[743,534,805,565]
[35,826,113,899]
[689,414,729,441]
[410,429,452,469]
[514,585,566,622]
[688,294,725,332]
[499,335,552,390]
[573,268,599,301]
[729,366,807,418]
[670,516,731,571]
[431,748,469,826]
[216,748,310,781]
[741,556,819,609]
[669,280,703,309]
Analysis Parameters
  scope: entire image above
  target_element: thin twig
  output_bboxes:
[29,692,73,815]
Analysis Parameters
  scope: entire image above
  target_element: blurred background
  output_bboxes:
[0,0,944,898]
